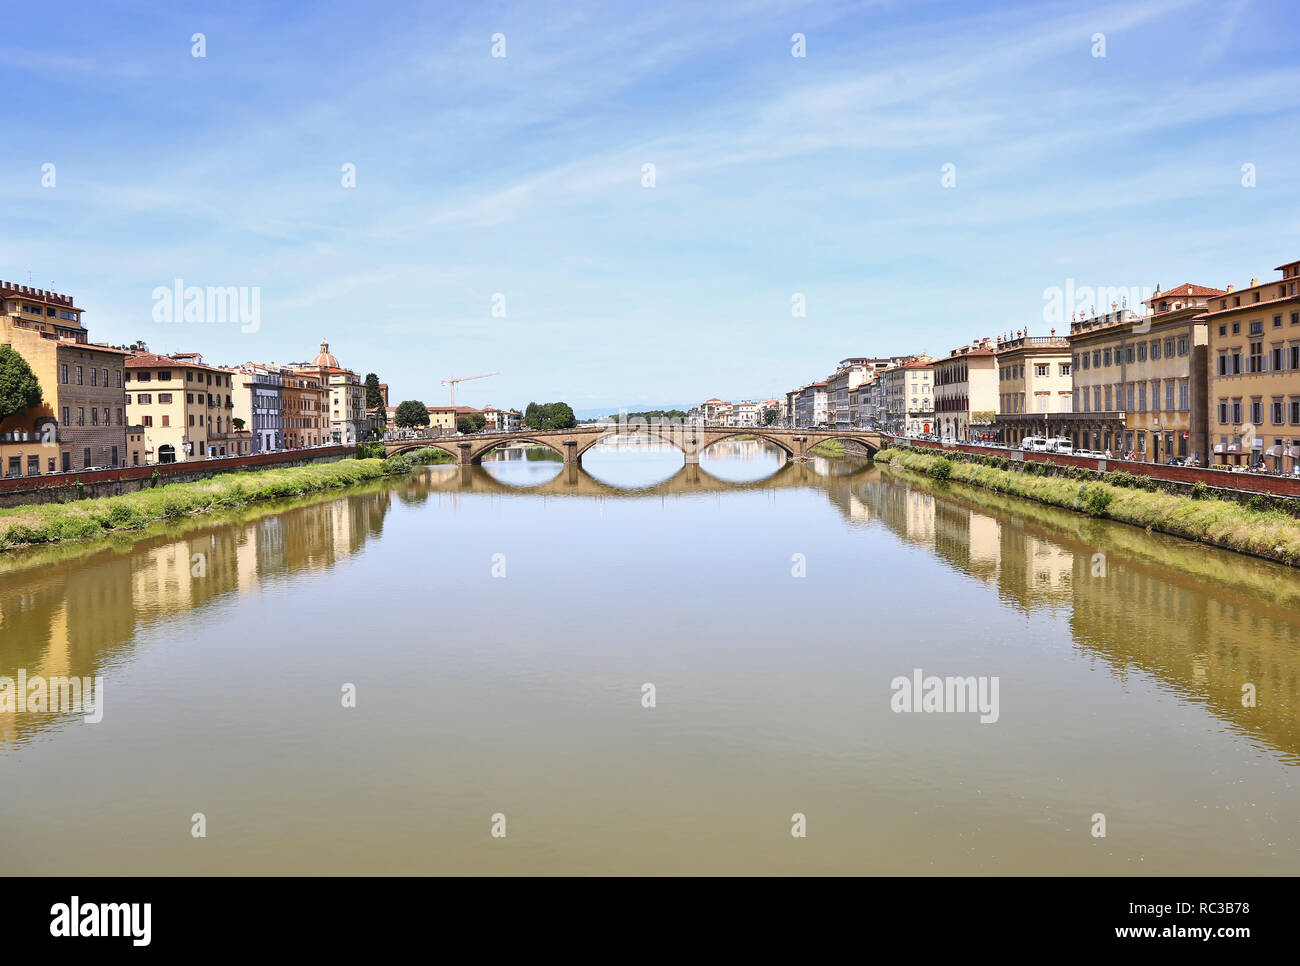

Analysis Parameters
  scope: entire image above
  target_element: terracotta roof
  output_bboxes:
[126,352,222,371]
[1147,283,1225,301]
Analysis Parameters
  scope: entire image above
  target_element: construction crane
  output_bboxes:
[441,371,500,406]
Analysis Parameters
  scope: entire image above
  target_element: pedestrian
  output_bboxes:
[1104,447,1112,460]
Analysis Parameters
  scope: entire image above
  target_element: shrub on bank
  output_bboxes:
[876,447,1300,564]
[0,457,408,550]
[927,457,953,480]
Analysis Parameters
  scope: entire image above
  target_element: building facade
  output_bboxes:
[1,283,130,475]
[229,363,286,453]
[993,332,1072,447]
[933,340,998,441]
[125,352,240,463]
[1203,260,1300,470]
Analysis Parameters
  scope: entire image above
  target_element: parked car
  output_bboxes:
[1021,436,1049,452]
[1046,437,1073,455]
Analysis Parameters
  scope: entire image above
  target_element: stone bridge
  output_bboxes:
[382,423,885,465]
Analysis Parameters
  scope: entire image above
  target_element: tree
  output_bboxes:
[393,400,430,428]
[0,345,43,423]
[521,401,576,430]
[231,417,246,431]
[457,413,486,434]
[762,407,779,426]
[364,373,384,415]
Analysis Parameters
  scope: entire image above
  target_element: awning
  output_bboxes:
[1213,444,1224,453]
[1226,443,1241,452]
[1266,445,1283,457]
[1289,446,1300,459]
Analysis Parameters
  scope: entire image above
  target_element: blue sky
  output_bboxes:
[3,0,1297,411]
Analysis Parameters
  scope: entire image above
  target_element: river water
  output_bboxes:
[1,439,1297,874]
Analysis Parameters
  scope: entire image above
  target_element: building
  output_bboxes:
[933,339,998,441]
[1,280,87,342]
[481,405,521,432]
[125,352,241,463]
[1063,284,1221,459]
[879,358,935,435]
[699,398,731,426]
[730,401,761,427]
[992,330,1073,447]
[283,370,327,449]
[793,382,828,428]
[426,404,482,433]
[228,363,286,453]
[1203,260,1300,470]
[295,341,367,445]
[825,360,876,429]
[0,282,131,475]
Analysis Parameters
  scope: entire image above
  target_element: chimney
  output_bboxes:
[1226,284,1234,292]
[1250,277,1258,287]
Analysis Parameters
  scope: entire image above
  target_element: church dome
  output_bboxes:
[312,340,339,368]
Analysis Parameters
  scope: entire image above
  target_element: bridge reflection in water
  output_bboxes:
[3,445,1297,774]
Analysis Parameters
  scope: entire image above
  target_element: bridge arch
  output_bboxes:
[696,430,796,459]
[801,434,881,457]
[469,437,567,464]
[385,438,462,462]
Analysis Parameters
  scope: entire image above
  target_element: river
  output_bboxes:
[1,439,1297,874]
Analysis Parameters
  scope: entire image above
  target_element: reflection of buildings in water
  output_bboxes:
[1069,556,1300,762]
[0,488,388,747]
[863,471,1300,762]
[703,439,774,463]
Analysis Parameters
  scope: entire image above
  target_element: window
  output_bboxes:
[136,372,150,382]
[1272,347,1284,371]
[62,406,69,425]
[60,363,68,383]
[1092,350,1101,368]
[111,447,118,466]
[1273,400,1284,424]
[162,415,170,428]
[1150,341,1161,360]
[76,365,83,385]
[83,448,91,469]
[1060,363,1071,376]
[1292,400,1300,425]
[1035,364,1048,377]
[1249,342,1263,372]
[1179,381,1189,411]
[91,408,98,426]
[137,393,152,405]
[1219,324,1227,336]
[1138,384,1146,412]
[1232,400,1242,423]
[1164,338,1175,357]
[1137,344,1147,362]
[77,408,85,426]
[1177,337,1188,355]
[159,371,171,381]
[114,370,122,388]
[1165,382,1174,411]
[1251,400,1263,424]
[142,415,153,428]
[1103,349,1112,367]
[1249,320,1263,335]
[116,409,123,426]
[1274,315,1283,328]
[158,393,173,404]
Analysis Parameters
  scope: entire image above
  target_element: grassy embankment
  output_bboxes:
[809,440,847,457]
[0,447,453,551]
[873,447,1300,565]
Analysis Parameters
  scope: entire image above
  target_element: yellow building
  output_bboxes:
[1203,258,1300,470]
[993,331,1072,446]
[1,281,130,474]
[125,352,241,463]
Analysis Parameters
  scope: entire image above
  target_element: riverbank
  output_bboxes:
[0,448,452,551]
[874,447,1300,565]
